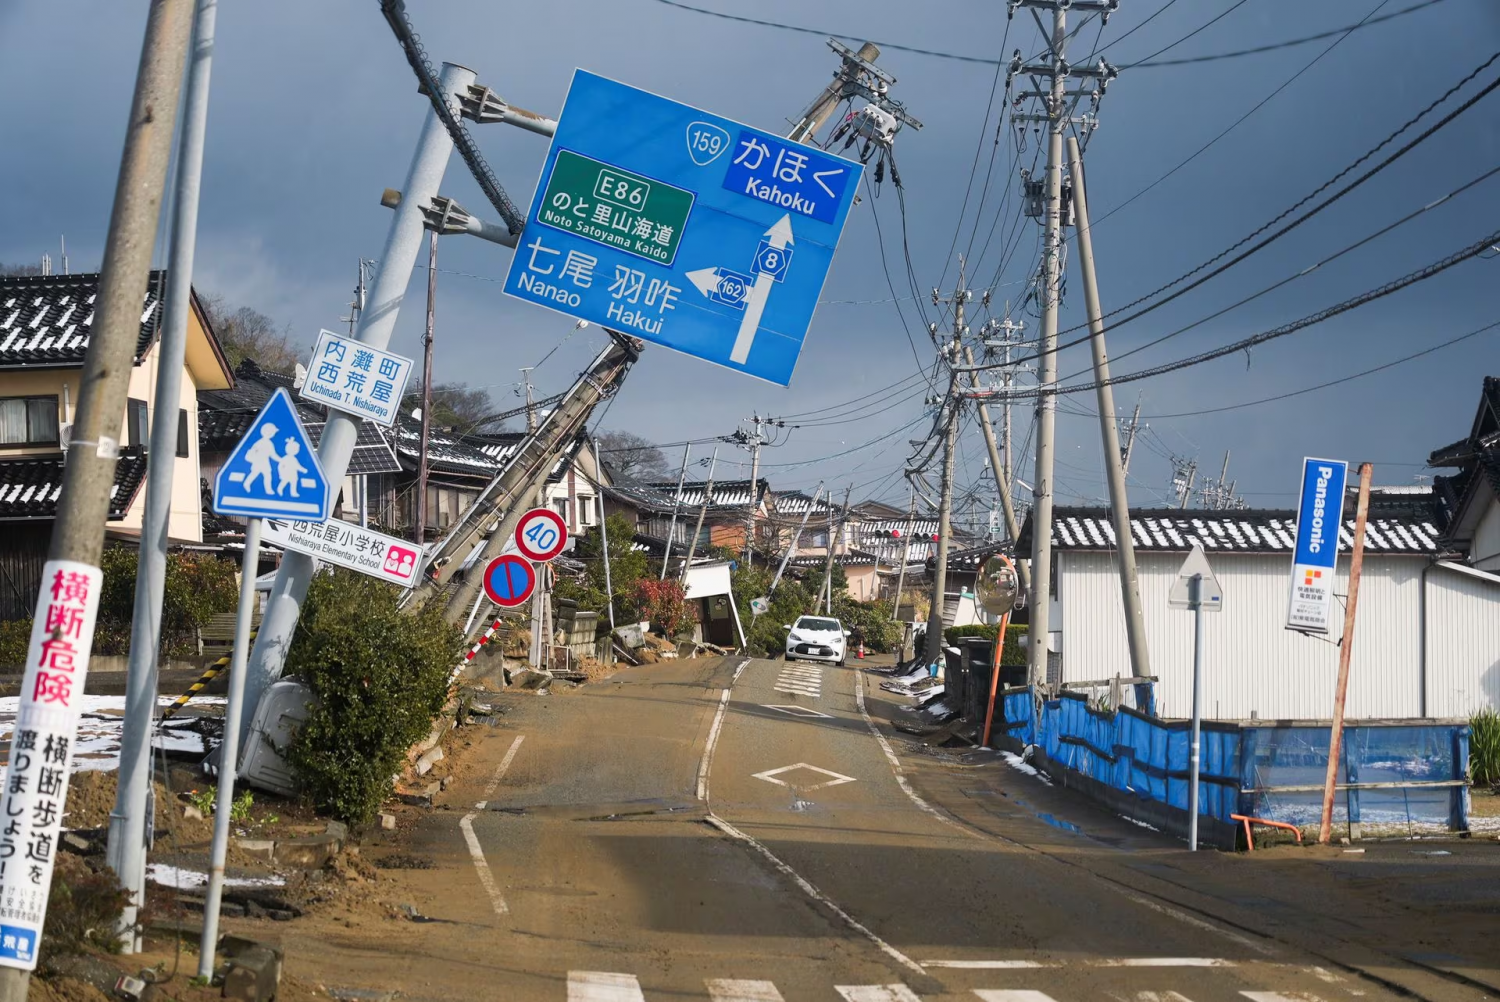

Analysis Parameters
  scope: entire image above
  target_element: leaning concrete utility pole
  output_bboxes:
[821,485,852,614]
[660,443,691,579]
[108,0,216,953]
[1008,0,1118,684]
[681,449,718,583]
[1067,135,1153,709]
[415,230,437,544]
[924,266,970,665]
[742,415,763,566]
[0,1,194,996]
[238,62,475,751]
[964,345,1030,597]
[890,487,915,623]
[787,41,880,143]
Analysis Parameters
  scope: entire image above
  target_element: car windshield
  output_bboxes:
[797,617,841,632]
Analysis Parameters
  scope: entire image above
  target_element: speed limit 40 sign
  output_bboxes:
[515,508,568,562]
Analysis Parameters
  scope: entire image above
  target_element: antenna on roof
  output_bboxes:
[60,236,68,276]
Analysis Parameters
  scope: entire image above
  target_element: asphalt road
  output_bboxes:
[310,656,1480,1001]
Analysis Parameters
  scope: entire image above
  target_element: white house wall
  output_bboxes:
[1472,500,1500,572]
[1423,563,1500,716]
[1058,551,1427,720]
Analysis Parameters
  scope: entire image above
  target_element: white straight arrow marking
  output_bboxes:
[730,214,794,365]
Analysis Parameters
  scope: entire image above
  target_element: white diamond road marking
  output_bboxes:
[972,993,1057,1002]
[761,704,835,719]
[753,762,857,791]
[706,980,785,1001]
[1130,993,1197,1002]
[567,971,645,1002]
[1242,995,1328,1002]
[836,987,922,1002]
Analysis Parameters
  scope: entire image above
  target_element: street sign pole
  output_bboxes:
[197,515,262,978]
[595,441,616,634]
[1189,573,1204,852]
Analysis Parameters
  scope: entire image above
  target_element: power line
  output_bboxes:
[1125,0,1452,67]
[1090,0,1396,230]
[1114,0,1254,67]
[978,226,1500,400]
[1139,317,1500,419]
[984,52,1500,370]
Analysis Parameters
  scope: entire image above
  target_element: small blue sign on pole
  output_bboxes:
[213,387,330,521]
[1286,457,1349,634]
[503,70,863,387]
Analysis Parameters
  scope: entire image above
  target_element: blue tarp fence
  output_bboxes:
[996,688,1470,842]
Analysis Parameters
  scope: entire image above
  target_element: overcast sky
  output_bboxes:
[3,0,1497,529]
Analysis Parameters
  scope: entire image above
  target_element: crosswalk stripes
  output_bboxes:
[705,980,783,1001]
[569,972,1340,1001]
[567,971,645,1002]
[774,664,823,698]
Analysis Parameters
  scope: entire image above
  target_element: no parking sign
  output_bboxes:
[515,508,568,562]
[483,555,536,608]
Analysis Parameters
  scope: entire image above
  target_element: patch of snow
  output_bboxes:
[1121,815,1160,832]
[1000,751,1052,785]
[146,864,284,890]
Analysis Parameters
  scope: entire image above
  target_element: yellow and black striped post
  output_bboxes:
[161,630,255,720]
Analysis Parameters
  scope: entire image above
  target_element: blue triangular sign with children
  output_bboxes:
[213,387,330,520]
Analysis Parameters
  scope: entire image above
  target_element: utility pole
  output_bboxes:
[822,486,852,614]
[924,268,967,666]
[891,486,916,623]
[1068,134,1152,709]
[788,41,882,143]
[0,1,193,996]
[659,443,691,579]
[520,366,537,434]
[1120,399,1142,477]
[964,345,1031,597]
[415,230,437,544]
[1320,463,1374,845]
[342,259,372,527]
[109,0,215,953]
[1008,0,1119,685]
[1174,458,1198,509]
[238,62,476,753]
[681,449,718,583]
[741,415,764,566]
[766,482,823,603]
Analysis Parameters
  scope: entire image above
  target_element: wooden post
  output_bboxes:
[1318,462,1373,845]
[981,612,1012,747]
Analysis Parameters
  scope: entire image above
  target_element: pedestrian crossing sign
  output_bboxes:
[212,387,330,521]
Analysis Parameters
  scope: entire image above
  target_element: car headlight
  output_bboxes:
[788,632,804,643]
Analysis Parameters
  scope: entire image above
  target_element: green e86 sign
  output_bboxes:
[535,150,694,266]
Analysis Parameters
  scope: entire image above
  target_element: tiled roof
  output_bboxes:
[1426,376,1500,541]
[773,490,836,515]
[0,454,146,520]
[940,538,1016,571]
[387,416,498,478]
[1016,506,1445,556]
[615,477,769,513]
[0,272,164,367]
[199,360,400,475]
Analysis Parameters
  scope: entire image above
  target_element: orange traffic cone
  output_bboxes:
[857,643,865,659]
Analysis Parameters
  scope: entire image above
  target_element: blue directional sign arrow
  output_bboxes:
[213,387,330,521]
[502,71,862,387]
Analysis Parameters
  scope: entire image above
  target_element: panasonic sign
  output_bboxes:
[1286,457,1349,634]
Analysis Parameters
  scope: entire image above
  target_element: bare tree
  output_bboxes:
[597,429,671,483]
[0,262,44,277]
[199,293,302,372]
[401,382,494,431]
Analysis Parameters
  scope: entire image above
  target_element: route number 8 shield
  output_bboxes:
[514,507,569,562]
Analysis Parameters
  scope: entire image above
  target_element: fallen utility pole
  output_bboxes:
[1067,135,1152,712]
[108,0,215,953]
[0,0,194,995]
[415,229,437,544]
[660,443,692,579]
[742,415,764,566]
[680,449,719,583]
[768,482,824,601]
[963,346,1030,596]
[1319,462,1373,845]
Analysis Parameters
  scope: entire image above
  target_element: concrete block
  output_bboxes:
[414,746,445,776]
[396,782,440,807]
[234,839,276,863]
[378,812,396,830]
[222,944,280,1002]
[272,832,342,868]
[324,820,349,841]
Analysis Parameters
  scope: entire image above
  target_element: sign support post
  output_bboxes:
[1188,573,1205,852]
[1319,462,1373,845]
[197,516,262,977]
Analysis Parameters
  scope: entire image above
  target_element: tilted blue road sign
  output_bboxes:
[213,387,330,520]
[503,70,863,387]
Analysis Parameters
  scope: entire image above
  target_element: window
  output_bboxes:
[577,495,595,526]
[554,498,570,524]
[0,397,59,446]
[176,409,190,458]
[127,398,148,449]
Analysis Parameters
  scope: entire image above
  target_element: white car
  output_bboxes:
[784,615,850,666]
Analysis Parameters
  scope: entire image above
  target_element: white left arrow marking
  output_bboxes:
[730,214,794,365]
[686,267,722,299]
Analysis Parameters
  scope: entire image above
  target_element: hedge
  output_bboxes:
[944,623,1028,666]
